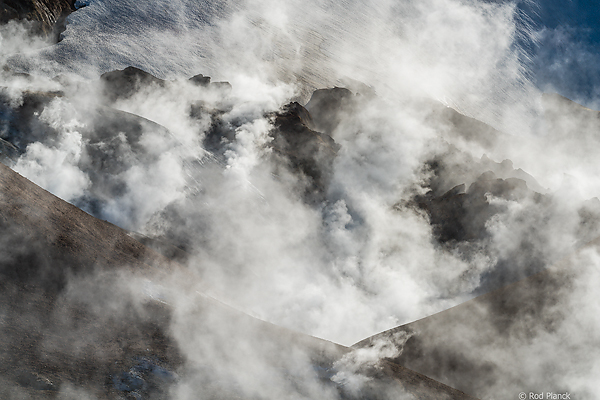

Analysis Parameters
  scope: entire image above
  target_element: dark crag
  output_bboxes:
[0,0,76,41]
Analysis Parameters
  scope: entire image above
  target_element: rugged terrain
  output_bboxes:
[1,59,599,399]
[0,150,475,399]
[0,0,75,40]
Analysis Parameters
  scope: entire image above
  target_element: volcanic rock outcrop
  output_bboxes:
[101,66,232,104]
[353,247,583,399]
[4,67,600,399]
[0,0,75,40]
[0,159,476,399]
[269,101,340,203]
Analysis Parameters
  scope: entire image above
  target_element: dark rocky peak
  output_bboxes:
[423,142,545,198]
[408,170,558,296]
[188,73,232,93]
[101,67,232,105]
[412,144,600,293]
[466,172,532,202]
[480,154,547,194]
[440,182,466,199]
[271,101,339,163]
[210,80,232,92]
[100,66,165,103]
[270,102,340,204]
[304,87,357,135]
[188,72,232,93]
[475,170,497,182]
[413,170,539,244]
[0,0,75,42]
[188,73,211,86]
[277,101,315,130]
[198,99,339,205]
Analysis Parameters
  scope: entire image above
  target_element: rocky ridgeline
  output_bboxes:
[3,67,600,291]
[2,65,600,399]
[0,0,76,41]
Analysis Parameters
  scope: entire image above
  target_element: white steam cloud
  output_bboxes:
[1,0,600,398]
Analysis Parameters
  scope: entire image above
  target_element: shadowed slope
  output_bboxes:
[0,161,344,397]
[0,160,183,397]
[0,161,175,288]
[353,244,591,398]
[0,162,477,399]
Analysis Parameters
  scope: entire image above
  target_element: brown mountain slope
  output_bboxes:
[0,160,177,289]
[0,162,477,399]
[350,94,600,400]
[353,240,595,399]
[0,159,349,398]
[0,160,183,397]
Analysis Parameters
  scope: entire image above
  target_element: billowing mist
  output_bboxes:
[1,0,600,398]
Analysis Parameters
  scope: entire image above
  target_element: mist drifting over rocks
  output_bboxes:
[1,0,600,399]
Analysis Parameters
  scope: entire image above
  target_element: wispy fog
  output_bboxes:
[1,0,600,398]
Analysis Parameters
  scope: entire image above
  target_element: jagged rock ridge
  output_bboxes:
[0,0,75,40]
